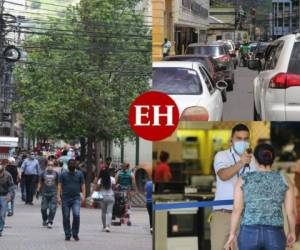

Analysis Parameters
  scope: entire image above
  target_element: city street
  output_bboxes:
[1,193,152,250]
[223,66,258,121]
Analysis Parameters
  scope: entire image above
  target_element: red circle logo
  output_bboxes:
[129,91,180,141]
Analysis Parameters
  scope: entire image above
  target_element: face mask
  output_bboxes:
[233,141,250,155]
[30,154,35,159]
[68,165,76,172]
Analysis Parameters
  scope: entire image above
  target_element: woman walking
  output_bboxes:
[97,169,115,232]
[224,143,296,250]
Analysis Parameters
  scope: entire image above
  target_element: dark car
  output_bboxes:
[164,55,228,101]
[186,42,235,91]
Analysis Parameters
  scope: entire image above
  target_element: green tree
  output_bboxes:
[14,0,151,194]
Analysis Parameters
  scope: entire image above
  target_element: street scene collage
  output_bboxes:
[1,0,300,250]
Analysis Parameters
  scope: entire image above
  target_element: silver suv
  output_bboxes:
[248,34,300,121]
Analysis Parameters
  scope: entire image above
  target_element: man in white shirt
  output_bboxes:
[210,124,256,250]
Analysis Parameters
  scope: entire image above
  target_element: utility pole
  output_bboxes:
[0,0,5,135]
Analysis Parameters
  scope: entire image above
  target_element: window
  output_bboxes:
[199,66,215,94]
[264,42,284,70]
[152,67,203,95]
[288,42,300,74]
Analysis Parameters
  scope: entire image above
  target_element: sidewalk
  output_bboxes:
[1,194,152,250]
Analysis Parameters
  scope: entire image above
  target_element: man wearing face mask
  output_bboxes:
[21,152,41,205]
[210,124,256,250]
[0,164,14,237]
[57,159,85,241]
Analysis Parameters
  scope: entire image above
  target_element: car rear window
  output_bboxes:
[288,42,300,74]
[186,46,224,57]
[152,67,203,95]
[165,57,212,74]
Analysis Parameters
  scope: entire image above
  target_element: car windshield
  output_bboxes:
[165,57,212,74]
[152,67,203,95]
[186,46,224,57]
[288,42,300,74]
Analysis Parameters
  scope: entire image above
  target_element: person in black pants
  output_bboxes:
[21,152,41,205]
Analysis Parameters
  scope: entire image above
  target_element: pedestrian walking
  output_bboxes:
[162,38,171,57]
[95,168,115,233]
[57,159,86,241]
[58,150,71,171]
[21,152,41,205]
[224,143,296,250]
[37,151,47,172]
[5,158,20,216]
[0,164,14,237]
[145,179,153,233]
[37,160,59,229]
[116,162,136,226]
[18,153,27,202]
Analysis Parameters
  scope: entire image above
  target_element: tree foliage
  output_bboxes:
[13,0,151,142]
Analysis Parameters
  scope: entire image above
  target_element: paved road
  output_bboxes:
[1,194,152,250]
[223,67,258,121]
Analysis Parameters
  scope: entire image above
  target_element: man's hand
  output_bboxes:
[239,152,252,166]
[57,195,61,205]
[5,196,11,202]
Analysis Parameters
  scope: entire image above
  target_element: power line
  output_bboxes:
[13,59,152,76]
[13,24,152,39]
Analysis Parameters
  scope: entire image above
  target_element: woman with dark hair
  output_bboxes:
[154,151,172,183]
[225,143,296,250]
[96,169,115,232]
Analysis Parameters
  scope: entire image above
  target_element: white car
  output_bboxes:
[248,33,300,121]
[152,61,227,121]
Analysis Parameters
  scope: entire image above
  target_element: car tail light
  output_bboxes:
[180,106,209,121]
[216,55,230,63]
[269,73,300,89]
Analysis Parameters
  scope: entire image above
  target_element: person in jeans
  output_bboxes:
[211,124,256,250]
[57,159,85,241]
[5,158,20,216]
[37,160,59,229]
[0,164,14,237]
[225,143,296,250]
[145,179,153,233]
[21,152,41,205]
[96,168,115,232]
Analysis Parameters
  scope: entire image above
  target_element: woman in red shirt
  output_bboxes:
[154,151,172,182]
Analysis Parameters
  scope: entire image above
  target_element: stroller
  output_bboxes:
[112,186,132,226]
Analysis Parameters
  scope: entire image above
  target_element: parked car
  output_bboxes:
[164,55,228,101]
[152,61,228,121]
[186,42,235,91]
[248,33,300,121]
[218,40,238,69]
[254,42,270,59]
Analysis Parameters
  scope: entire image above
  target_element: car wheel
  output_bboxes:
[221,90,227,102]
[226,82,233,91]
[254,102,261,121]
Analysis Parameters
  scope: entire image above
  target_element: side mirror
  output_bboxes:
[216,80,228,91]
[248,59,262,71]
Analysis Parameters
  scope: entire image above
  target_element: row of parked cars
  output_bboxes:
[152,34,300,121]
[152,40,237,121]
[248,33,300,121]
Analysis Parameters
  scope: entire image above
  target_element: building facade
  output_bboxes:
[153,0,209,60]
[272,0,299,38]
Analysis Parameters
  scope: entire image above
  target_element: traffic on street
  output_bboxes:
[153,35,300,121]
